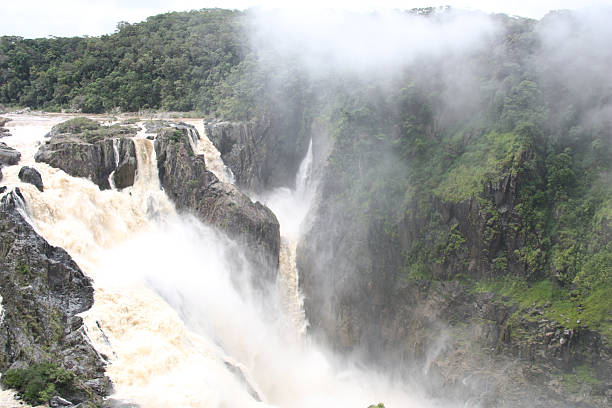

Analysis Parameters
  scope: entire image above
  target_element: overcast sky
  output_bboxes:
[2,0,611,38]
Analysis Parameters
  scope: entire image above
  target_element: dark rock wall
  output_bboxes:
[206,116,310,192]
[35,137,136,190]
[0,189,111,403]
[295,136,612,406]
[0,142,21,166]
[154,125,280,281]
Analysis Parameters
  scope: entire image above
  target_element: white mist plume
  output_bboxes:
[249,8,500,74]
[535,6,612,131]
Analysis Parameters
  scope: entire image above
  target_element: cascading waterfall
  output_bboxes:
[0,115,454,408]
[182,119,235,184]
[259,138,315,335]
[108,138,120,189]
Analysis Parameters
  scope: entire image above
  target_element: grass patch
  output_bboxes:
[51,118,137,142]
[562,363,602,394]
[434,131,525,202]
[52,117,100,134]
[471,277,612,340]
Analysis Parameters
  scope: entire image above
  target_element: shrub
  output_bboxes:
[1,363,76,405]
[53,117,100,134]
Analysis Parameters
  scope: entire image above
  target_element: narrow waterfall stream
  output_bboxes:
[0,115,450,408]
[258,139,315,336]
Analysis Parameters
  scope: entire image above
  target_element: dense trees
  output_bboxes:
[0,9,246,113]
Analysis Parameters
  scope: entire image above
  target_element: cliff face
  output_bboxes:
[35,137,136,191]
[0,189,112,403]
[295,128,612,406]
[206,116,311,192]
[154,123,280,281]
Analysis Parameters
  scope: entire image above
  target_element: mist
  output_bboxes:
[248,7,499,76]
[239,5,612,408]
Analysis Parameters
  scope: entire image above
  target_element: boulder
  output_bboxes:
[0,142,21,166]
[49,395,73,407]
[113,157,136,189]
[18,166,44,192]
[0,189,112,403]
[0,117,10,138]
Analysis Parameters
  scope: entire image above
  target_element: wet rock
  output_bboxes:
[0,142,21,166]
[18,166,44,192]
[99,399,140,408]
[50,395,73,407]
[35,122,136,190]
[224,361,262,402]
[205,121,264,190]
[0,189,112,403]
[206,118,311,192]
[155,124,280,281]
[113,157,136,189]
[0,118,10,138]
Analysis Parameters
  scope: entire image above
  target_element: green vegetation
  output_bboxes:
[561,364,603,394]
[49,117,137,142]
[0,9,246,113]
[472,277,612,339]
[52,117,99,134]
[1,363,77,405]
[434,131,525,202]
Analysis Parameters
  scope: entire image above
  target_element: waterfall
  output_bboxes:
[258,139,316,335]
[0,115,449,408]
[295,138,313,200]
[182,119,235,184]
[108,138,120,189]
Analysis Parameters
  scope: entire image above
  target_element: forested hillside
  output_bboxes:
[0,9,246,113]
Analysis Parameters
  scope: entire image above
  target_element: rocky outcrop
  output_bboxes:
[0,189,112,403]
[18,166,44,192]
[154,124,280,281]
[35,124,136,190]
[113,155,136,189]
[206,117,311,192]
[205,121,266,191]
[0,117,10,138]
[0,142,21,166]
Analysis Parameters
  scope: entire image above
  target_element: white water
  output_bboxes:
[0,114,453,408]
[182,119,235,184]
[257,139,315,334]
[108,138,120,190]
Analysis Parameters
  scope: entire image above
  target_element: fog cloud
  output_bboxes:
[249,8,500,74]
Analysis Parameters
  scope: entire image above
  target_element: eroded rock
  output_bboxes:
[35,120,137,190]
[0,142,20,166]
[18,166,43,192]
[154,124,280,281]
[0,189,112,403]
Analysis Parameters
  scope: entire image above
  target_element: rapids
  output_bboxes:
[0,114,455,408]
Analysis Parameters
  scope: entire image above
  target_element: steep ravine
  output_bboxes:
[295,124,612,407]
[0,114,459,408]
